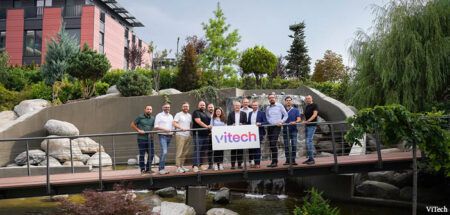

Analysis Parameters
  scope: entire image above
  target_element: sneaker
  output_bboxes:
[292,162,298,166]
[176,167,185,173]
[305,160,315,165]
[231,166,236,170]
[200,165,208,171]
[140,169,147,175]
[213,165,219,171]
[267,163,277,168]
[302,159,311,164]
[193,166,200,173]
[250,160,255,166]
[182,167,190,172]
[159,169,169,175]
[208,164,213,170]
[237,165,243,169]
[283,162,290,165]
[219,164,224,170]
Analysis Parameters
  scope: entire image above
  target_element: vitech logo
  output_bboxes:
[426,206,448,213]
[214,132,257,143]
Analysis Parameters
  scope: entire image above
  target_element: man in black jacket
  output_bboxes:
[227,101,248,169]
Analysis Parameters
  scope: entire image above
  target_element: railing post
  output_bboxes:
[330,124,339,173]
[341,129,345,156]
[287,126,293,175]
[375,131,383,169]
[412,140,417,215]
[149,133,153,186]
[46,139,51,195]
[112,136,116,171]
[98,138,103,190]
[195,131,201,184]
[243,149,248,179]
[26,140,30,176]
[69,138,74,174]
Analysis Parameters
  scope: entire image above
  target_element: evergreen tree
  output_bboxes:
[286,22,311,80]
[200,2,241,87]
[349,0,449,112]
[41,27,79,85]
[176,36,206,91]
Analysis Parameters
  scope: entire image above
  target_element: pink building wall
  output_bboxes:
[5,9,24,65]
[41,7,62,63]
[104,14,125,69]
[80,5,100,52]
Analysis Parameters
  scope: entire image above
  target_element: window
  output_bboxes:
[66,28,81,45]
[100,12,105,23]
[24,30,42,57]
[0,31,5,52]
[138,39,142,48]
[99,31,104,54]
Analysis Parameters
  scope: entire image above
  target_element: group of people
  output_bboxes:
[131,93,319,175]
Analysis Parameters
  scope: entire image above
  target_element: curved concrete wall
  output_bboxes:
[0,87,355,166]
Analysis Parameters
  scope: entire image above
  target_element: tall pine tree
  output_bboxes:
[286,22,311,80]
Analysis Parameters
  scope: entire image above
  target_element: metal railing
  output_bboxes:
[1,119,431,195]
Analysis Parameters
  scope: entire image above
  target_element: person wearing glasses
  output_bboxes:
[265,93,288,167]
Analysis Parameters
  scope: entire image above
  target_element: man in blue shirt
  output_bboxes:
[282,96,302,165]
[265,93,288,167]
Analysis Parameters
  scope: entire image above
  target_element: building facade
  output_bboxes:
[0,0,151,69]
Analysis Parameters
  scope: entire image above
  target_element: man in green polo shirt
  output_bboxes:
[131,105,155,174]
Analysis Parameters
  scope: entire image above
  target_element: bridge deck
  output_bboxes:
[0,152,420,191]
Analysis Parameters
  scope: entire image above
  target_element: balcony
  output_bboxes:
[63,4,82,17]
[24,6,44,19]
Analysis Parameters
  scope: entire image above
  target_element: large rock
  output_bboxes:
[127,158,137,165]
[40,136,83,162]
[368,171,412,187]
[38,156,62,167]
[87,152,112,167]
[155,187,177,198]
[317,117,330,134]
[80,154,91,164]
[63,161,85,166]
[136,154,160,165]
[213,187,230,204]
[356,180,400,199]
[14,149,46,165]
[154,202,196,215]
[0,111,17,125]
[399,186,412,200]
[94,93,121,99]
[148,195,162,208]
[207,208,238,215]
[13,99,51,116]
[72,137,104,154]
[44,120,80,136]
[106,85,119,94]
[158,88,182,95]
[316,140,334,153]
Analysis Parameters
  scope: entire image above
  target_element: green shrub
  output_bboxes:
[53,79,82,103]
[23,68,42,84]
[135,68,152,80]
[101,69,126,86]
[294,188,339,215]
[95,81,110,96]
[30,82,52,101]
[159,68,177,89]
[0,67,27,91]
[117,72,152,97]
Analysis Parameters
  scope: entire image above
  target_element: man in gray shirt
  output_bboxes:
[265,93,288,167]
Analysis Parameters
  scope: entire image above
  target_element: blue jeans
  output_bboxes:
[305,126,317,160]
[192,133,210,167]
[283,129,298,163]
[158,135,172,170]
[138,139,154,171]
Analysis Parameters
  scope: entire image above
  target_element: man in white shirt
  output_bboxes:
[240,98,252,117]
[154,103,174,174]
[172,102,192,173]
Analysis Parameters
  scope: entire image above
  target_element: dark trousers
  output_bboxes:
[268,126,281,164]
[283,129,298,163]
[193,133,210,167]
[207,137,213,165]
[138,139,154,171]
[214,150,224,163]
[249,135,263,165]
[231,149,243,167]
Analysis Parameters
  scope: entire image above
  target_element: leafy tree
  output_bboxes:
[176,36,205,91]
[348,0,449,112]
[345,105,450,176]
[312,50,346,82]
[239,45,277,88]
[271,55,288,79]
[41,27,79,85]
[116,72,152,97]
[126,43,147,70]
[286,22,311,80]
[67,44,111,99]
[148,41,171,92]
[294,188,340,215]
[200,2,241,87]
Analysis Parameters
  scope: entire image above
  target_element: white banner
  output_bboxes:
[212,125,260,150]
